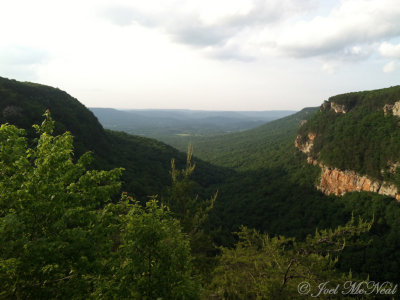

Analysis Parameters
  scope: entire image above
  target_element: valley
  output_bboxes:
[1,76,400,298]
[90,107,295,149]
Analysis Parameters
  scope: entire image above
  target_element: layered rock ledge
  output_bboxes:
[318,166,400,201]
[294,133,316,154]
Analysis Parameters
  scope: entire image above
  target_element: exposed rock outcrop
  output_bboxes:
[320,100,347,114]
[388,161,400,174]
[307,157,318,166]
[300,120,307,126]
[296,99,400,201]
[383,101,400,116]
[318,166,400,201]
[330,102,347,114]
[295,133,316,154]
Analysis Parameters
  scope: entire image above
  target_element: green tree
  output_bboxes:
[207,217,372,299]
[167,144,217,236]
[94,195,199,299]
[0,112,199,299]
[0,111,122,298]
[165,145,218,281]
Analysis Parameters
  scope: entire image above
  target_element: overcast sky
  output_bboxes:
[0,0,399,110]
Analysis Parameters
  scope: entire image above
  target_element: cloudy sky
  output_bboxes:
[0,0,399,110]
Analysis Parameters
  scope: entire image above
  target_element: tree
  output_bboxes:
[0,112,199,299]
[165,144,218,281]
[94,195,200,299]
[207,217,372,299]
[167,144,217,236]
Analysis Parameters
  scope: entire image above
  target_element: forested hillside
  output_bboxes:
[2,77,400,297]
[298,85,400,184]
[183,107,316,169]
[0,77,227,199]
[183,89,400,284]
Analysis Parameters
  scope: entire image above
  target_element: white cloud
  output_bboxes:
[379,42,400,58]
[277,0,400,58]
[99,0,400,64]
[99,0,316,60]
[0,0,399,110]
[383,61,397,73]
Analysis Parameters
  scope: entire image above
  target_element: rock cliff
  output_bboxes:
[330,102,347,114]
[294,133,316,154]
[294,133,400,201]
[383,100,400,116]
[318,166,400,201]
[320,100,347,113]
[296,87,400,202]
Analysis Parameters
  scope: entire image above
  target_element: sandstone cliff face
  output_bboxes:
[318,166,400,201]
[388,161,400,174]
[294,133,316,154]
[383,100,400,116]
[320,100,347,114]
[330,102,347,114]
[300,120,308,126]
[294,133,400,201]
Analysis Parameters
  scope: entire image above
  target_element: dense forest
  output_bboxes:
[1,77,400,298]
[298,85,400,182]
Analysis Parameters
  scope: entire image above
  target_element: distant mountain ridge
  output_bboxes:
[89,107,296,141]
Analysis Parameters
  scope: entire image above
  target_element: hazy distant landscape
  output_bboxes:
[90,108,295,147]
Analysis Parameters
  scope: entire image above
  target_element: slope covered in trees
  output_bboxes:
[0,76,227,199]
[2,77,400,295]
[0,116,199,298]
[176,92,400,285]
[298,85,400,183]
[0,113,375,298]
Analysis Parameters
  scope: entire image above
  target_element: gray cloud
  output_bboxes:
[100,5,156,27]
[167,17,237,47]
[99,0,400,64]
[99,0,315,61]
[205,44,256,62]
[277,0,400,59]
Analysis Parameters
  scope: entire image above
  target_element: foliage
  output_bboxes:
[207,217,372,299]
[166,144,217,235]
[336,192,400,282]
[0,112,122,298]
[3,77,400,294]
[298,85,400,181]
[0,76,228,201]
[0,113,198,299]
[94,196,199,299]
[164,145,218,283]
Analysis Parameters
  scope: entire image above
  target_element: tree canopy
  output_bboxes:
[0,112,198,299]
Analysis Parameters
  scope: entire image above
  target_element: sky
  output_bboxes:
[0,0,399,111]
